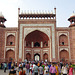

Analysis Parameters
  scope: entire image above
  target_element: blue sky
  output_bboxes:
[0,0,75,27]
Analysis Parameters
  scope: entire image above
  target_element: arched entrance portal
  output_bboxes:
[34,54,40,61]
[43,53,48,61]
[26,53,31,61]
[60,50,69,62]
[6,49,15,62]
[24,30,49,61]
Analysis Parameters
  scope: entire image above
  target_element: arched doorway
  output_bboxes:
[6,50,15,62]
[34,53,40,61]
[43,53,48,61]
[26,53,31,61]
[24,30,49,61]
[60,50,69,62]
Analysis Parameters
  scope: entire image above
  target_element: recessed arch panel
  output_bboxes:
[60,50,69,62]
[59,34,68,46]
[6,35,15,46]
[6,49,15,62]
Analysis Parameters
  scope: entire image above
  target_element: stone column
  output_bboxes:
[24,41,26,47]
[32,50,33,60]
[48,40,50,47]
[31,42,34,48]
[41,41,43,48]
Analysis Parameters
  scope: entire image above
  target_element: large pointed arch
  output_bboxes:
[25,30,49,41]
[24,28,50,39]
[25,30,49,47]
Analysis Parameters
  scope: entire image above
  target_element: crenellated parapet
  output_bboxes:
[18,8,56,20]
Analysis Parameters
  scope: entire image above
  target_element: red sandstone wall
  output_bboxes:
[56,27,70,62]
[0,28,5,63]
[69,27,75,63]
[5,28,18,62]
[0,27,18,63]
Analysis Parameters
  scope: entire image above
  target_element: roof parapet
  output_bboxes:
[18,8,56,20]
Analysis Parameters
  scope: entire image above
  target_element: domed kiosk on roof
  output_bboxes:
[0,12,6,28]
[68,13,75,27]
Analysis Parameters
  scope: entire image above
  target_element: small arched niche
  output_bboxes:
[59,34,68,46]
[6,35,15,46]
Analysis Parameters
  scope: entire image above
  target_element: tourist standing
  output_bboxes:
[25,62,30,75]
[1,63,3,69]
[34,63,39,75]
[58,64,61,75]
[39,63,43,75]
[4,62,7,72]
[55,64,59,75]
[62,64,68,75]
[44,64,49,75]
[49,64,57,75]
[69,65,73,75]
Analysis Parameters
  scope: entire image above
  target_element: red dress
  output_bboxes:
[69,68,73,75]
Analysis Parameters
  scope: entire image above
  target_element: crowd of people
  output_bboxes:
[0,61,74,75]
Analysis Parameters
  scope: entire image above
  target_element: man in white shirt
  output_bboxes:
[62,64,68,75]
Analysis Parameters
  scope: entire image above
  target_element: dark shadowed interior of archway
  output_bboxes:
[25,30,49,47]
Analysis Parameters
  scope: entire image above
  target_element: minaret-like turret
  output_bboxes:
[0,12,6,28]
[68,13,75,63]
[68,13,75,27]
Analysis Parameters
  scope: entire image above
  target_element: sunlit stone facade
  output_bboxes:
[0,8,75,63]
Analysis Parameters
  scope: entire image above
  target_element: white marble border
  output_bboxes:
[19,24,55,59]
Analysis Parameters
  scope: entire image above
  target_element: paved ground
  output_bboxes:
[0,70,9,75]
[0,70,19,75]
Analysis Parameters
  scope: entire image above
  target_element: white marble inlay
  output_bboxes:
[7,33,15,36]
[43,50,48,51]
[59,33,68,36]
[60,48,68,51]
[26,50,31,51]
[19,24,55,58]
[6,48,14,51]
[24,28,50,39]
[34,50,40,52]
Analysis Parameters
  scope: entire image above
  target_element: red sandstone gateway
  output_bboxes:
[0,8,75,64]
